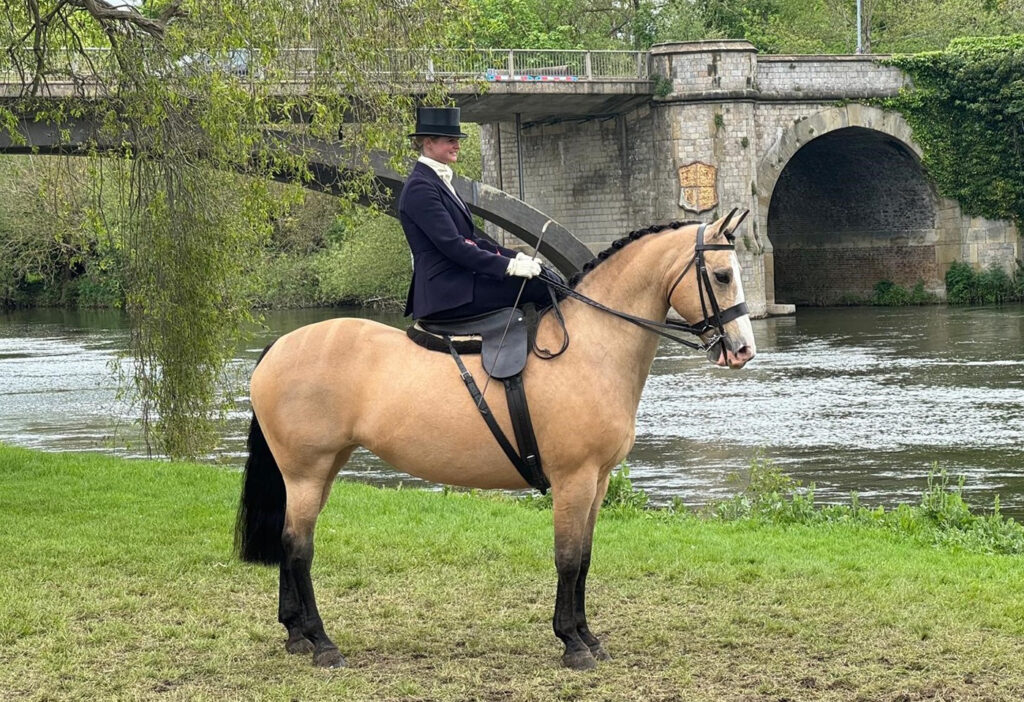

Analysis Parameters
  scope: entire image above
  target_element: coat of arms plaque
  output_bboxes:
[677,162,718,213]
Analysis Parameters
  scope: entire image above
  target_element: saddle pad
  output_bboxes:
[406,324,481,354]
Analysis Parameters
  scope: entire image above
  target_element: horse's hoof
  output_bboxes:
[562,649,597,671]
[313,647,347,668]
[589,643,612,661]
[285,636,314,654]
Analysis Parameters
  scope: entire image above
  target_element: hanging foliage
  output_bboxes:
[1,0,455,458]
[883,35,1024,228]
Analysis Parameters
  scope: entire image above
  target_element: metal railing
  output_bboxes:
[2,48,650,84]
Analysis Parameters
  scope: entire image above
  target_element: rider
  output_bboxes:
[399,106,550,320]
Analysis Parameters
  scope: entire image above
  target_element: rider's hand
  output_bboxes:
[506,257,542,279]
[515,251,542,265]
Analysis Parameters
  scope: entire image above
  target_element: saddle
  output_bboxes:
[407,306,549,493]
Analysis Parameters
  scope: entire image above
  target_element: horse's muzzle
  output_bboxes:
[707,338,755,368]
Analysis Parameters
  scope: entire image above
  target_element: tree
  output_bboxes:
[648,0,1024,54]
[1,0,457,458]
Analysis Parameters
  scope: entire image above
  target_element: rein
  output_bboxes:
[538,223,749,355]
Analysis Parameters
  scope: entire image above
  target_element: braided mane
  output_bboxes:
[567,220,701,289]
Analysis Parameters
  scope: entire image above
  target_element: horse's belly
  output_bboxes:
[361,424,532,491]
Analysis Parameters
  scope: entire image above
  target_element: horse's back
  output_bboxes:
[250,317,410,450]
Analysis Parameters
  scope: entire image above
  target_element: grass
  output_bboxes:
[2,444,1024,700]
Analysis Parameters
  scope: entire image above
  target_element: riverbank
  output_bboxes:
[2,445,1024,700]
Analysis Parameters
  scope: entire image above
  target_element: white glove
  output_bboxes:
[515,251,542,265]
[506,257,542,279]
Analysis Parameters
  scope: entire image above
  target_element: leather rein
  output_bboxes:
[536,223,750,356]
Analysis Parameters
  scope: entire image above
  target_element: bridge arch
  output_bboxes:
[0,121,592,277]
[755,105,944,305]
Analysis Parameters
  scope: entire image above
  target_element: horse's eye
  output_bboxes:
[714,270,731,285]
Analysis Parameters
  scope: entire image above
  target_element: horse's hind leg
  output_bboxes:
[551,472,600,670]
[278,450,352,668]
[574,473,611,661]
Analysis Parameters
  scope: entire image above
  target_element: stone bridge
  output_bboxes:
[2,41,1018,313]
[461,41,1018,315]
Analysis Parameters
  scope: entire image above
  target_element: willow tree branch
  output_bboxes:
[68,0,185,39]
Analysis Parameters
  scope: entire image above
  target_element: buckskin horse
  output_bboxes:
[235,209,757,670]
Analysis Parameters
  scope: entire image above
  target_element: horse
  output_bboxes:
[235,208,757,671]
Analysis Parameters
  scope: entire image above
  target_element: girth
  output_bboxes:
[407,308,549,494]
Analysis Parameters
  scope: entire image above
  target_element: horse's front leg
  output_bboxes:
[574,473,612,661]
[552,474,599,670]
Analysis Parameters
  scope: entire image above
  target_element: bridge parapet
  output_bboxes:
[649,40,909,103]
[757,55,910,100]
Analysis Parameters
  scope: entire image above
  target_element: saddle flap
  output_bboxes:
[420,307,528,379]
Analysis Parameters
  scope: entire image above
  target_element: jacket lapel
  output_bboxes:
[442,184,473,223]
[419,163,472,223]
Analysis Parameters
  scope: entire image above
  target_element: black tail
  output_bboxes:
[235,344,285,565]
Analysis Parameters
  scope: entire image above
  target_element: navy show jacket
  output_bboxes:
[398,161,516,318]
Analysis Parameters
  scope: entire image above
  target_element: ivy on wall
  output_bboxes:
[882,35,1024,229]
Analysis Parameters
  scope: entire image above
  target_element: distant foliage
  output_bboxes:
[885,36,1024,229]
[945,260,1024,304]
[314,214,411,307]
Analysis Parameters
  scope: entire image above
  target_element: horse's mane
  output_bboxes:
[566,220,702,289]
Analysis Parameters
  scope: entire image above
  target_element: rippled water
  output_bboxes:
[2,305,1022,514]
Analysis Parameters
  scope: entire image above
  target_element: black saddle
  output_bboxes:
[410,306,533,379]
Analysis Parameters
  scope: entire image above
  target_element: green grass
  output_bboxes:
[2,444,1024,700]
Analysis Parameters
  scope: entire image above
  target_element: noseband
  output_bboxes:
[539,223,749,353]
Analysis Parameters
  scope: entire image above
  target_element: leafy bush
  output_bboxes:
[314,213,411,307]
[711,452,817,524]
[945,260,1023,304]
[250,253,321,309]
[711,458,1024,555]
[870,280,935,306]
[885,36,1024,229]
[602,464,649,512]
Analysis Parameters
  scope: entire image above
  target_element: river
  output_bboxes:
[1,305,1023,514]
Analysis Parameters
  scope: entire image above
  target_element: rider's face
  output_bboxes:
[423,136,461,165]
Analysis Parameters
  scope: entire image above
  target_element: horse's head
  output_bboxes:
[667,209,756,369]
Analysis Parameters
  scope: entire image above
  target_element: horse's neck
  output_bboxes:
[552,231,685,405]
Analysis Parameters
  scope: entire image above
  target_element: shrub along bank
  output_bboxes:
[2,443,1024,701]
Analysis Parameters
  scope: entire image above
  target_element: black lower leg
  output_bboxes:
[553,547,596,670]
[279,565,314,654]
[281,530,345,667]
[573,547,610,660]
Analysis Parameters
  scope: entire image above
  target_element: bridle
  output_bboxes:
[537,223,750,355]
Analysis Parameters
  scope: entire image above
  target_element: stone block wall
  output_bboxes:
[479,108,655,252]
[757,56,909,100]
[774,245,938,304]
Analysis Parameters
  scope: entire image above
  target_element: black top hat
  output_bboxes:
[409,107,468,139]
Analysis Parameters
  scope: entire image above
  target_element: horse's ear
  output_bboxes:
[718,208,749,240]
